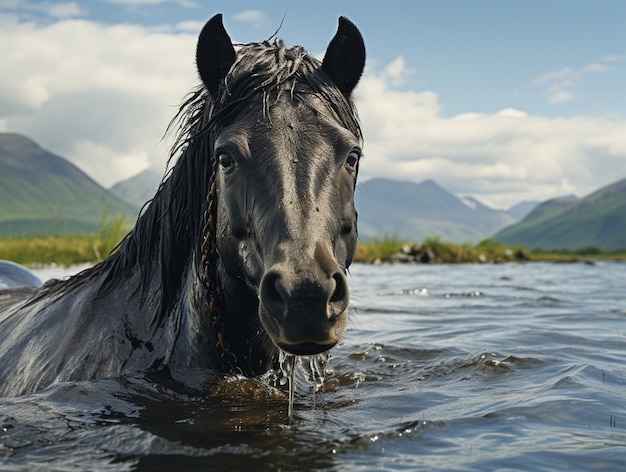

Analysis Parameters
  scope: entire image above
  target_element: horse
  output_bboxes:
[0,14,365,398]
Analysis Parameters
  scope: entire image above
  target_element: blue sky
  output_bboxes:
[1,0,626,208]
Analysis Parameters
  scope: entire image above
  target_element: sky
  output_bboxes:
[1,0,626,209]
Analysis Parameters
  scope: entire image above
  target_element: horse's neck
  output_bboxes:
[219,270,277,375]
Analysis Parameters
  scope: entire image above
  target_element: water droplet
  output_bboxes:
[277,350,331,418]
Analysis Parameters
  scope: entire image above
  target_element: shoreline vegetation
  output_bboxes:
[0,215,129,267]
[354,236,626,264]
[0,231,625,267]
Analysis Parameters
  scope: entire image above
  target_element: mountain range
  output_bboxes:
[354,178,519,243]
[1,132,624,250]
[0,133,136,235]
[102,166,626,251]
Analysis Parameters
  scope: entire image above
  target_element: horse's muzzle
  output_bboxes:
[258,262,350,354]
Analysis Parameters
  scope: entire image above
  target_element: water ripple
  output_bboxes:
[2,262,625,470]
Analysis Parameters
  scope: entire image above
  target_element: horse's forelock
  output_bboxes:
[207,42,361,139]
[170,41,361,154]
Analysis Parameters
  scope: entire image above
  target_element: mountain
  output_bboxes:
[109,167,163,208]
[492,179,626,250]
[518,195,579,222]
[0,133,136,235]
[110,170,518,243]
[507,200,540,220]
[355,178,517,243]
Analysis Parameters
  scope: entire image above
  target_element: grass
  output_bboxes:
[528,246,626,262]
[353,237,529,263]
[353,237,626,263]
[353,235,406,263]
[0,214,131,266]
[2,229,625,267]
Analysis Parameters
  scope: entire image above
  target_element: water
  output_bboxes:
[1,262,625,470]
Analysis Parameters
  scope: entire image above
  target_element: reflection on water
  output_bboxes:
[1,262,625,470]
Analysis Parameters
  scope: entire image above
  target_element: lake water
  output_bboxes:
[1,261,625,470]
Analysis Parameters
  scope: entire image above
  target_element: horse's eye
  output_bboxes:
[345,150,360,170]
[218,153,237,171]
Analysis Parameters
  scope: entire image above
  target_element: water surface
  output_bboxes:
[1,262,625,470]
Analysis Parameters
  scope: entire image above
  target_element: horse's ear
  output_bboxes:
[196,14,236,96]
[322,17,365,97]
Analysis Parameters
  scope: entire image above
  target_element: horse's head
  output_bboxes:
[196,14,365,359]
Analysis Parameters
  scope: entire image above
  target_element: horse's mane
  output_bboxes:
[42,40,362,326]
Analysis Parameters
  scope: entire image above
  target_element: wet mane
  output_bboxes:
[46,40,362,325]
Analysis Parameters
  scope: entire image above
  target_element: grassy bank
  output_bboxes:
[0,215,130,266]
[2,232,625,266]
[353,236,626,264]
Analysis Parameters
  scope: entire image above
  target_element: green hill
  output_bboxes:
[492,178,626,251]
[0,133,136,235]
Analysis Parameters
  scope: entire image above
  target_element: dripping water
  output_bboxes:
[278,350,330,418]
[288,356,296,418]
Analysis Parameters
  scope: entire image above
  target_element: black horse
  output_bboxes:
[0,14,365,397]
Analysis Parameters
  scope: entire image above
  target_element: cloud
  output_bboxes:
[0,15,199,186]
[46,2,85,18]
[582,62,607,73]
[602,54,626,63]
[380,56,415,86]
[0,0,87,19]
[548,90,574,104]
[232,9,268,28]
[103,0,200,11]
[105,0,169,5]
[357,58,626,207]
[175,20,203,33]
[531,57,613,106]
[1,15,625,209]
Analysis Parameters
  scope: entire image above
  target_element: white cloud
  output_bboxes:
[533,67,574,86]
[532,57,613,107]
[1,16,625,209]
[357,58,626,207]
[548,90,574,104]
[233,9,268,28]
[582,62,607,73]
[105,0,167,5]
[601,54,626,63]
[175,20,203,33]
[0,0,86,18]
[46,2,85,18]
[0,15,198,186]
[102,0,201,11]
[381,56,414,86]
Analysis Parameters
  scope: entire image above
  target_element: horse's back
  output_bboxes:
[0,260,42,289]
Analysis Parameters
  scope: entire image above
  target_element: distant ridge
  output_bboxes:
[0,133,136,235]
[507,200,541,220]
[492,179,626,251]
[355,178,517,243]
[109,167,163,208]
[97,154,626,250]
[110,172,523,244]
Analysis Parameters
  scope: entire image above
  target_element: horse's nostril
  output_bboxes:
[329,271,349,315]
[260,271,289,320]
[330,272,346,303]
[260,267,349,322]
